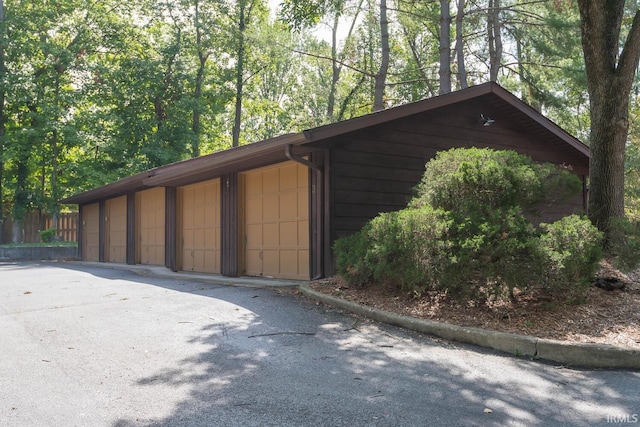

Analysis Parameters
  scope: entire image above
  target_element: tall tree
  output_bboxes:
[372,0,389,110]
[232,0,250,147]
[454,0,467,89]
[438,0,451,94]
[0,0,5,243]
[487,0,502,81]
[577,0,640,237]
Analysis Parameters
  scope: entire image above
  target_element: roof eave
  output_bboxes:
[488,84,590,157]
[304,83,495,142]
[142,132,308,187]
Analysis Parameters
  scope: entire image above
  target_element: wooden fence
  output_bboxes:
[2,211,78,243]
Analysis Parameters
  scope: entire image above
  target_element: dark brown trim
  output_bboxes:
[309,151,325,279]
[144,133,307,187]
[126,192,136,265]
[165,187,177,271]
[221,172,239,277]
[286,144,321,172]
[78,206,84,260]
[324,150,333,276]
[98,200,105,262]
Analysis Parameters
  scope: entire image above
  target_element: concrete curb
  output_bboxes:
[300,283,640,370]
[61,261,303,289]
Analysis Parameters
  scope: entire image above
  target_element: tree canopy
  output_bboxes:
[1,0,639,243]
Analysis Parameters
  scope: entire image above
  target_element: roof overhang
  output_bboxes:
[303,82,589,158]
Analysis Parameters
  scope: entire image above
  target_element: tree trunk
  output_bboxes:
[0,0,5,243]
[232,0,247,147]
[454,0,467,89]
[577,1,640,237]
[439,0,451,94]
[50,73,61,231]
[487,0,502,82]
[192,0,207,158]
[327,14,340,120]
[13,104,38,243]
[373,0,389,111]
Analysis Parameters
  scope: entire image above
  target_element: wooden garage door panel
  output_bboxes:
[262,168,279,193]
[298,221,309,246]
[83,203,100,262]
[106,196,127,263]
[263,195,279,221]
[246,224,263,247]
[179,179,220,273]
[242,161,309,279]
[246,197,263,223]
[245,172,263,196]
[279,221,298,247]
[138,188,165,266]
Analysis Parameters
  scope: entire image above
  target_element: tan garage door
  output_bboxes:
[105,196,127,263]
[178,179,221,273]
[82,203,100,262]
[241,161,309,279]
[137,188,165,265]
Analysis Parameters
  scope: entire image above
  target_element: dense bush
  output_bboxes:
[537,215,603,300]
[334,148,602,304]
[608,218,640,272]
[39,229,56,243]
[411,147,582,213]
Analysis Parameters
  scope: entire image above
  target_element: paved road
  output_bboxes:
[1,262,638,427]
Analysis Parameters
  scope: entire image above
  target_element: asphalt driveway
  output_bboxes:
[1,262,638,426]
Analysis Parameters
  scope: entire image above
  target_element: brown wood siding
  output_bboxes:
[330,102,589,241]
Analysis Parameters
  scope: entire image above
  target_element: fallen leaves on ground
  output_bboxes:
[309,260,640,349]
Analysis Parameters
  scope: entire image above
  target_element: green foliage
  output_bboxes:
[335,148,600,304]
[537,215,603,301]
[411,147,581,213]
[608,218,640,272]
[39,229,56,243]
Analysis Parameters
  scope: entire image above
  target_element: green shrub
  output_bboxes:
[334,206,452,293]
[608,218,640,272]
[334,226,373,285]
[411,147,581,215]
[334,147,596,305]
[537,215,603,301]
[438,206,540,300]
[39,229,56,243]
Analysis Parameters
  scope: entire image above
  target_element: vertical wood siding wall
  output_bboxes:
[330,102,589,241]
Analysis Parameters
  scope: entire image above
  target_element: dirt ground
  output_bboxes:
[309,260,640,349]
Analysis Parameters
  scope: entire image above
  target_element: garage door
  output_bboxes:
[242,161,309,279]
[178,179,220,273]
[105,196,127,263]
[137,188,165,265]
[82,203,100,262]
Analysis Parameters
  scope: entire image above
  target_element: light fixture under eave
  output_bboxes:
[481,114,495,126]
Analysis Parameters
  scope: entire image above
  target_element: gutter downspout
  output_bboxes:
[285,144,321,172]
[285,144,323,280]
